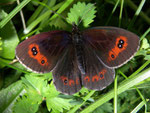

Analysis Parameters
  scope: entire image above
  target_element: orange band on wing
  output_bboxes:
[28,43,49,66]
[84,69,107,83]
[60,76,79,86]
[108,36,128,61]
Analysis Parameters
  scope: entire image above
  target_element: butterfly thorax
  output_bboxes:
[71,25,86,74]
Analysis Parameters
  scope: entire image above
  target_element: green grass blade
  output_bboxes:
[140,27,150,41]
[0,81,24,113]
[120,70,147,108]
[126,0,150,25]
[105,0,120,25]
[49,0,74,21]
[0,0,31,28]
[128,0,146,30]
[131,100,146,113]
[27,0,49,25]
[119,0,124,27]
[114,75,118,113]
[24,2,63,34]
[0,58,30,74]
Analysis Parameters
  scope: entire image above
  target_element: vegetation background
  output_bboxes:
[0,0,150,113]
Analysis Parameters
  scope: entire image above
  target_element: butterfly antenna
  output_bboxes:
[78,3,96,26]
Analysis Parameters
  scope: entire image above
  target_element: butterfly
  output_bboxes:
[15,23,140,95]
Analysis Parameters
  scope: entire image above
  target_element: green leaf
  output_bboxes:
[67,2,96,27]
[43,82,59,98]
[21,74,72,112]
[144,55,150,60]
[136,38,150,60]
[75,87,90,96]
[140,38,149,49]
[46,95,72,112]
[0,10,19,67]
[45,83,72,112]
[2,69,22,88]
[0,81,24,113]
[13,96,39,113]
[135,50,147,56]
[21,75,46,104]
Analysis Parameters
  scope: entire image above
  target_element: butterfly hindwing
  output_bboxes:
[16,31,71,73]
[81,45,115,90]
[52,46,82,95]
[82,27,140,68]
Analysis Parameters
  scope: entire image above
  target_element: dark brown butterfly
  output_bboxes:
[16,23,139,95]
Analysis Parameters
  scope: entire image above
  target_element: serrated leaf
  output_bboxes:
[21,74,71,112]
[43,82,59,98]
[0,81,24,113]
[45,83,72,112]
[13,96,39,113]
[21,74,58,104]
[67,2,96,27]
[21,75,47,104]
[46,96,72,112]
[22,75,43,93]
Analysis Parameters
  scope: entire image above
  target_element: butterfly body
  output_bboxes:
[16,25,139,95]
[71,24,86,74]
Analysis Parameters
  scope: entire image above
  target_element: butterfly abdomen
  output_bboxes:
[75,44,86,74]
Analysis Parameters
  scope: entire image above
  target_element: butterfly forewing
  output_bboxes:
[16,31,71,73]
[82,27,140,68]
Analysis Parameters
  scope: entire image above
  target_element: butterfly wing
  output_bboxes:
[82,27,140,68]
[16,31,71,73]
[52,46,82,95]
[81,45,115,90]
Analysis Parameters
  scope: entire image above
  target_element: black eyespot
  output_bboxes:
[86,78,89,81]
[41,60,45,64]
[118,44,123,48]
[93,78,96,81]
[111,54,115,58]
[119,39,124,44]
[100,74,104,78]
[33,51,38,56]
[31,47,37,52]
[64,79,68,84]
[31,47,38,56]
